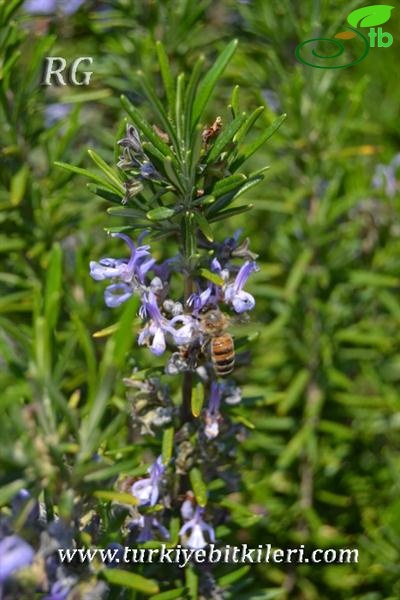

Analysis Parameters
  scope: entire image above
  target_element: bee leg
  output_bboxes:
[200,340,210,359]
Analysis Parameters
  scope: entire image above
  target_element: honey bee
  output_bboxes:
[199,309,235,377]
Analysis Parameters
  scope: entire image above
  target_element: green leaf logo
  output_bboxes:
[347,5,394,28]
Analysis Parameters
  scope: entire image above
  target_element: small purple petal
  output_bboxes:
[24,0,85,14]
[152,519,170,540]
[131,457,164,506]
[90,259,126,281]
[0,535,34,582]
[151,456,165,474]
[179,506,215,549]
[24,0,56,13]
[150,327,166,355]
[234,261,258,291]
[43,580,72,600]
[186,525,207,550]
[150,484,160,507]
[136,517,153,542]
[61,0,85,14]
[231,290,255,313]
[179,521,192,536]
[208,381,221,414]
[169,316,197,345]
[201,522,216,542]
[138,326,151,345]
[204,417,219,439]
[138,258,156,282]
[131,479,153,505]
[211,258,222,273]
[181,499,195,521]
[140,163,159,179]
[45,103,71,126]
[104,283,133,307]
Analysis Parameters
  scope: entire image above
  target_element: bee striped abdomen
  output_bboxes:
[211,334,235,376]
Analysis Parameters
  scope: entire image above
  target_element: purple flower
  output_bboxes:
[221,381,242,405]
[56,0,85,13]
[204,382,222,440]
[140,162,161,180]
[0,535,35,582]
[373,165,395,197]
[215,230,243,263]
[188,260,227,312]
[180,498,195,521]
[223,261,258,313]
[372,154,400,198]
[139,292,196,355]
[131,456,164,506]
[90,233,155,308]
[44,103,71,126]
[211,257,229,280]
[163,299,184,316]
[179,507,215,550]
[24,0,85,15]
[43,580,73,600]
[129,515,170,542]
[104,283,133,307]
[188,284,214,312]
[90,234,153,282]
[138,292,170,355]
[152,257,176,282]
[262,89,281,112]
[169,314,197,345]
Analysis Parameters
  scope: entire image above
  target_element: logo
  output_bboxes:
[42,57,94,86]
[295,5,394,69]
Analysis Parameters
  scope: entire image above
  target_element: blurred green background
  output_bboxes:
[1,0,400,598]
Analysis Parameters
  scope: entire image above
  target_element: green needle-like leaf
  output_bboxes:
[199,268,225,286]
[162,427,174,463]
[55,161,124,197]
[150,589,186,600]
[45,244,62,332]
[231,113,287,170]
[205,112,247,164]
[185,55,205,144]
[156,41,176,117]
[234,106,265,145]
[230,84,240,118]
[146,207,175,220]
[195,213,214,242]
[136,71,179,151]
[102,569,159,595]
[94,490,138,506]
[88,149,125,193]
[191,39,238,127]
[191,381,204,417]
[189,467,207,506]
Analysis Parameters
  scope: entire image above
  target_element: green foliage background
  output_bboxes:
[1,0,400,598]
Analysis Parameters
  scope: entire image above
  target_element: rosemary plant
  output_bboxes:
[60,40,285,595]
[2,1,400,599]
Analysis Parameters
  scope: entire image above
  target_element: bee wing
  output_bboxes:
[229,318,264,339]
